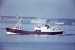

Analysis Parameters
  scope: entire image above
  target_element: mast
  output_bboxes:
[13,11,22,29]
[18,12,22,29]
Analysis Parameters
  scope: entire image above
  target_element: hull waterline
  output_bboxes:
[6,28,63,35]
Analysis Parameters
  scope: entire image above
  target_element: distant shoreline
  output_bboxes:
[0,16,75,26]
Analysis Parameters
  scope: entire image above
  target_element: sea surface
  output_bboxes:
[0,18,75,50]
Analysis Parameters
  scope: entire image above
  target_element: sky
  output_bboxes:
[0,0,75,19]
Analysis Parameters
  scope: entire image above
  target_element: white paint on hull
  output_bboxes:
[6,32,17,34]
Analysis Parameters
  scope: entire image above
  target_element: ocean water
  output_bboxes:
[0,19,75,50]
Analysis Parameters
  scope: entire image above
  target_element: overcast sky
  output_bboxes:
[0,0,75,19]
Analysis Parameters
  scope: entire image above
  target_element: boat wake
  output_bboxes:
[58,34,75,36]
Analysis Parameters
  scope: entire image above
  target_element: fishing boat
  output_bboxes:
[6,17,63,35]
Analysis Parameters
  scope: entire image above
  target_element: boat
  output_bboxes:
[6,17,63,35]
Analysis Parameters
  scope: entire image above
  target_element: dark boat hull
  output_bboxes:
[6,28,63,35]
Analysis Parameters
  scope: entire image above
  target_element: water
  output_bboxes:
[0,42,75,50]
[0,19,75,50]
